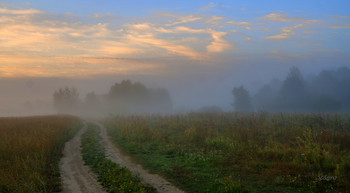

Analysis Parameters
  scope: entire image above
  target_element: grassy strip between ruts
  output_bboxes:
[0,115,81,193]
[81,122,156,193]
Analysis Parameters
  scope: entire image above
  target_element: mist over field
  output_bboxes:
[1,1,350,192]
[0,0,349,116]
[1,62,349,117]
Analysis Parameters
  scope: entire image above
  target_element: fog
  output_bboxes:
[1,1,350,117]
[1,53,349,117]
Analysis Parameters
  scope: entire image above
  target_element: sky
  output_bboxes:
[0,0,350,114]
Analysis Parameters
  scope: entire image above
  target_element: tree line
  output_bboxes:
[53,80,172,116]
[232,66,350,112]
[53,66,350,115]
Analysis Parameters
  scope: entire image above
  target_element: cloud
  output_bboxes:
[161,13,202,26]
[227,21,253,26]
[0,52,159,77]
[329,25,350,29]
[0,7,236,77]
[261,13,319,23]
[333,15,350,18]
[92,12,113,19]
[126,22,234,57]
[303,31,320,34]
[98,41,145,55]
[264,24,304,40]
[0,7,43,14]
[271,50,282,54]
[220,4,231,9]
[200,2,216,12]
[129,35,205,59]
[226,20,254,30]
[207,15,226,25]
[206,31,233,53]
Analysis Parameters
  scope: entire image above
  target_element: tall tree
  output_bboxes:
[53,87,80,114]
[84,91,99,109]
[108,80,172,114]
[280,66,306,100]
[232,85,253,112]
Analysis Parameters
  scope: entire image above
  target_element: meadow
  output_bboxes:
[0,115,81,193]
[104,113,350,193]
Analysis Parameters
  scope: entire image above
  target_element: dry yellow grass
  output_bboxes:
[0,115,81,193]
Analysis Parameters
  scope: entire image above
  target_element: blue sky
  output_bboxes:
[5,0,350,16]
[0,0,349,78]
[0,0,350,112]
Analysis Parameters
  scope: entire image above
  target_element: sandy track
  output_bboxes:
[96,122,185,193]
[59,123,105,193]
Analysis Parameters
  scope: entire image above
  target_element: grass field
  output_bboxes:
[104,113,350,193]
[0,115,81,193]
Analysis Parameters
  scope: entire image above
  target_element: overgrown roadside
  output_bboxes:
[0,115,80,193]
[81,122,156,193]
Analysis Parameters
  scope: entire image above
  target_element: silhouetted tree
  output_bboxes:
[85,91,99,109]
[148,88,173,113]
[108,80,172,114]
[311,70,337,96]
[309,67,350,111]
[277,67,308,111]
[307,94,341,112]
[252,66,349,112]
[53,87,80,114]
[280,67,306,99]
[232,85,253,112]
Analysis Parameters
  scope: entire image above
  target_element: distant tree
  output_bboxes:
[53,87,80,114]
[335,66,350,81]
[278,67,308,111]
[108,80,172,114]
[253,85,277,112]
[307,94,341,112]
[84,91,99,109]
[311,70,337,96]
[148,88,173,113]
[280,66,306,99]
[109,80,148,102]
[85,92,98,105]
[252,66,350,112]
[232,85,253,112]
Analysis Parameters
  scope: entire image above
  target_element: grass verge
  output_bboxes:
[81,122,156,193]
[0,115,81,193]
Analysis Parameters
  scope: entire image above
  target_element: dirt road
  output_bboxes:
[59,123,105,193]
[96,122,185,193]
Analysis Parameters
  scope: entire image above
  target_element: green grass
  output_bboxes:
[81,122,156,193]
[0,115,81,193]
[104,113,350,193]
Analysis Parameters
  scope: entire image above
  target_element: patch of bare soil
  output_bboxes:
[59,123,105,193]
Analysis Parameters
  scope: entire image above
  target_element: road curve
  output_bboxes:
[96,122,185,193]
[59,123,105,193]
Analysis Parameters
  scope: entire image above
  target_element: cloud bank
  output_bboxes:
[0,6,348,78]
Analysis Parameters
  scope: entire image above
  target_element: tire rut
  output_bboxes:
[95,122,185,193]
[59,123,105,193]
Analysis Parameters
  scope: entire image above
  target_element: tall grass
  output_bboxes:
[0,115,81,193]
[105,113,350,193]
